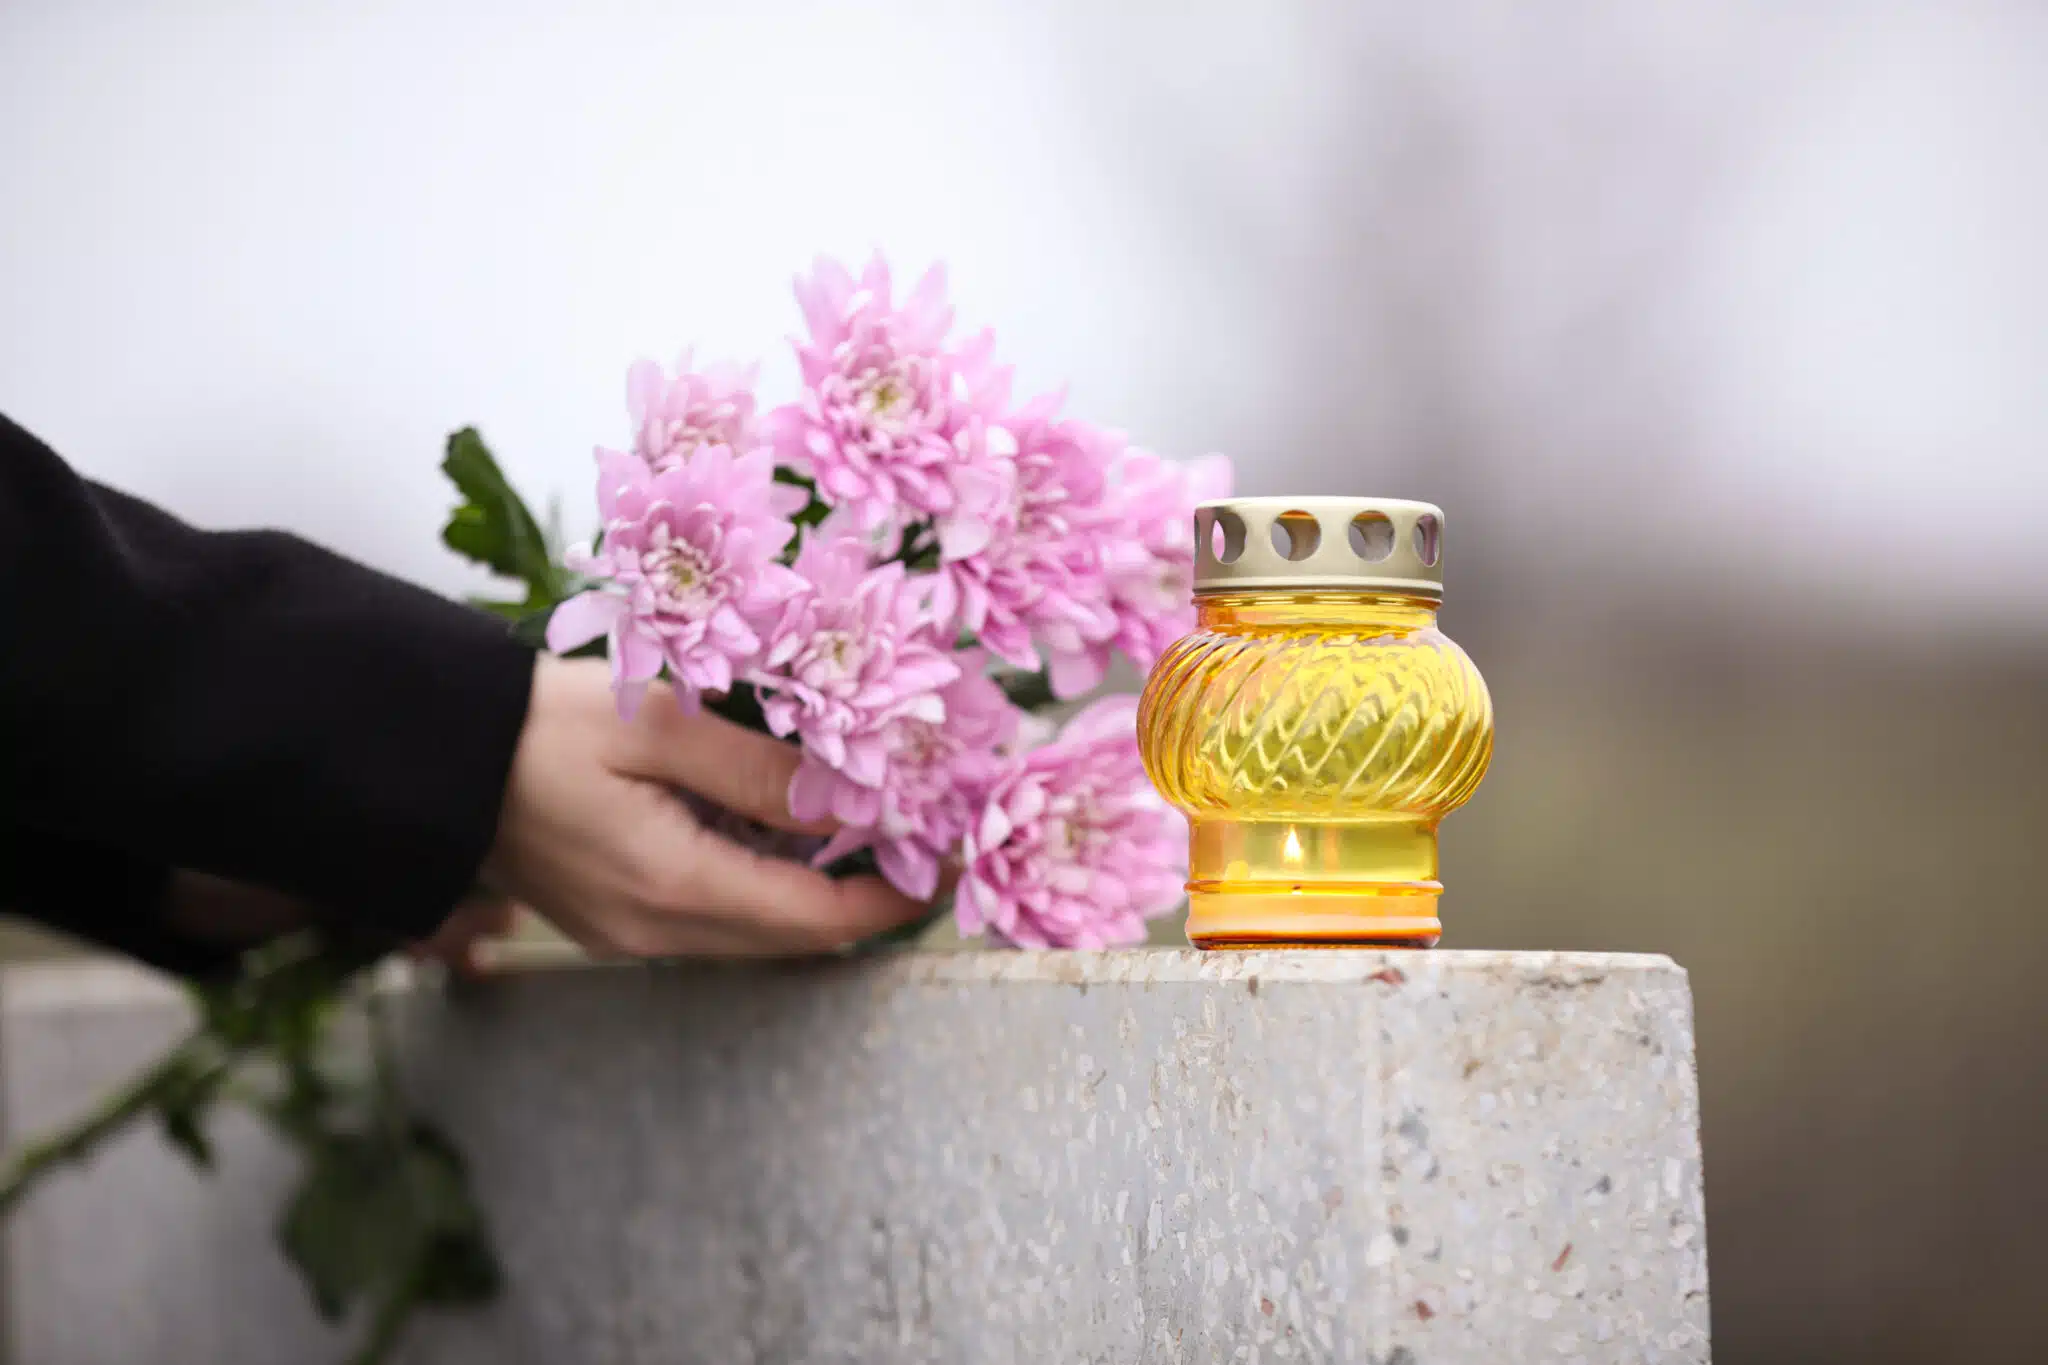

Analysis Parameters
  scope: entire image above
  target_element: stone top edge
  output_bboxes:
[0,946,1681,1016]
[884,947,1678,987]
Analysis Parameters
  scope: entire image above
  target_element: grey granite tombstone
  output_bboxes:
[1,949,1708,1363]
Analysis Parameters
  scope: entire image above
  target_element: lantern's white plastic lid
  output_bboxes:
[1194,496,1446,597]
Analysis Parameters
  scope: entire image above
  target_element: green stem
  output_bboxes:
[366,991,402,1125]
[0,1032,235,1216]
[0,930,375,1219]
[349,989,426,1365]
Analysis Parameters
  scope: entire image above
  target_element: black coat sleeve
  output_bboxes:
[0,827,234,977]
[0,413,535,954]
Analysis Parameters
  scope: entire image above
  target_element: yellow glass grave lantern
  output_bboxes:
[1137,498,1493,949]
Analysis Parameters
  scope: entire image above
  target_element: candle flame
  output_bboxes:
[1282,827,1303,865]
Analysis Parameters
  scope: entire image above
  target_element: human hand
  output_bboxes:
[407,892,519,978]
[479,655,927,957]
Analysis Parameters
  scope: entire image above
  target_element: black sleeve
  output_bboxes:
[0,413,535,950]
[0,827,240,978]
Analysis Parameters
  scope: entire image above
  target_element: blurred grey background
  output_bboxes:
[3,2,2044,1361]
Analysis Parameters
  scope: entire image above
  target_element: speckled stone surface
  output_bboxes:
[1,950,1707,1363]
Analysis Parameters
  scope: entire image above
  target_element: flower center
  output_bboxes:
[838,341,934,441]
[645,540,719,609]
[898,719,948,766]
[1042,800,1107,858]
[811,628,858,676]
[646,406,746,464]
[1009,459,1073,543]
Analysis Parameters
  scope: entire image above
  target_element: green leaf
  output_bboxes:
[774,468,832,534]
[467,597,530,623]
[158,1100,214,1169]
[440,428,564,605]
[888,521,940,571]
[277,1119,501,1330]
[895,521,941,573]
[416,1226,502,1308]
[399,1123,473,1225]
[279,1134,399,1321]
[5,925,493,1365]
[998,669,1058,711]
[268,1055,333,1143]
[403,1124,501,1306]
[142,1046,236,1172]
[510,605,556,650]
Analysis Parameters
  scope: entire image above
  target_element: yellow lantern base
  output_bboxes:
[1184,884,1443,950]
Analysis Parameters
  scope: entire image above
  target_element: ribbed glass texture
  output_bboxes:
[1138,591,1492,948]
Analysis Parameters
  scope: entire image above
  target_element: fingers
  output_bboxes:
[411,893,519,978]
[617,823,929,956]
[614,686,828,835]
[691,832,930,950]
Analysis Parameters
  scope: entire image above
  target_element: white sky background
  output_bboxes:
[2,1,2043,628]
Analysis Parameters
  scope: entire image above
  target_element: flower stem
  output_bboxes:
[0,1031,236,1217]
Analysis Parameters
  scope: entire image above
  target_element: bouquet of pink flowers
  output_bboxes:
[445,254,1232,948]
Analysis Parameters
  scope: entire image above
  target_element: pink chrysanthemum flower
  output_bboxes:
[624,348,809,518]
[765,254,1010,545]
[800,659,1020,899]
[750,526,962,808]
[956,696,1188,949]
[546,444,806,717]
[1056,449,1235,693]
[935,398,1120,691]
[625,348,759,473]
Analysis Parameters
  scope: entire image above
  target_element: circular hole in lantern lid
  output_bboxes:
[1412,513,1442,567]
[1269,509,1321,562]
[1208,509,1247,564]
[1348,511,1396,563]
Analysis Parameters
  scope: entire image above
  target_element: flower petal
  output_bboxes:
[811,825,872,868]
[626,358,665,427]
[787,758,840,823]
[842,734,889,788]
[1047,647,1106,700]
[544,592,626,653]
[878,838,940,901]
[937,515,994,562]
